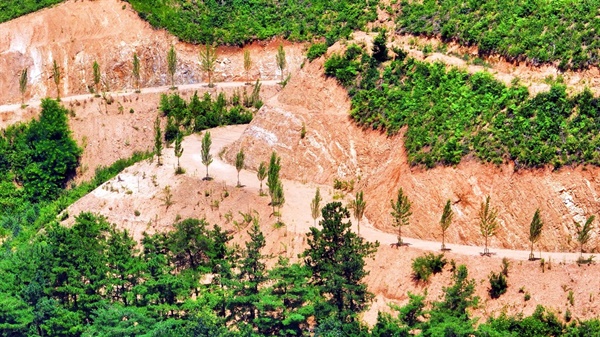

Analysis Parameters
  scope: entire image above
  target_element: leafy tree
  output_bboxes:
[575,215,595,258]
[302,202,379,322]
[276,44,286,83]
[390,187,412,246]
[528,208,543,260]
[479,196,498,255]
[266,151,281,200]
[349,190,366,236]
[52,59,61,99]
[235,148,245,187]
[310,187,322,226]
[199,44,217,88]
[201,131,213,180]
[92,60,101,95]
[167,45,177,89]
[132,53,141,92]
[488,271,507,299]
[272,180,285,224]
[243,49,252,84]
[154,116,163,165]
[440,199,453,251]
[19,68,27,106]
[174,131,184,173]
[372,29,388,62]
[256,161,267,196]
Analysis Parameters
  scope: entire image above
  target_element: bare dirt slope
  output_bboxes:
[224,56,600,254]
[0,0,305,105]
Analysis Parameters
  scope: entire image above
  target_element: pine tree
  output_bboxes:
[440,199,454,251]
[201,131,213,180]
[154,116,163,165]
[52,60,61,99]
[528,208,543,260]
[479,196,499,256]
[302,202,379,322]
[575,215,595,259]
[200,44,217,88]
[19,68,27,106]
[257,161,267,196]
[235,148,245,187]
[167,45,177,89]
[390,188,412,246]
[310,188,322,227]
[174,131,184,174]
[272,180,285,224]
[132,53,141,92]
[349,191,366,236]
[93,61,101,96]
[276,44,286,83]
[266,151,281,200]
[244,49,252,84]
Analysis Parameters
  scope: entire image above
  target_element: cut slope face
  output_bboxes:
[0,0,305,105]
[224,56,600,253]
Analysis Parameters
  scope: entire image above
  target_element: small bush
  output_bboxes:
[411,253,447,282]
[134,210,141,216]
[307,43,328,61]
[489,271,507,299]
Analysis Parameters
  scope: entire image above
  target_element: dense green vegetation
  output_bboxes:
[396,0,600,70]
[0,0,63,23]
[127,0,378,45]
[325,42,600,168]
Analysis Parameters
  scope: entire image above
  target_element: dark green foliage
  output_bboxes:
[302,202,379,322]
[159,92,253,135]
[307,43,329,61]
[372,29,388,63]
[411,253,447,282]
[0,0,64,23]
[328,46,600,168]
[488,271,508,299]
[396,0,600,70]
[128,0,377,46]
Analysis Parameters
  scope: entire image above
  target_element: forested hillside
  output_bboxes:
[396,0,600,70]
[127,0,378,45]
[325,37,600,168]
[0,0,63,23]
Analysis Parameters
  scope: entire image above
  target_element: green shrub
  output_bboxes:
[488,271,507,299]
[307,43,328,61]
[411,253,447,282]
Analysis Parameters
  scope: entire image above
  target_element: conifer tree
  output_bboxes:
[575,215,595,259]
[272,180,285,224]
[267,151,281,199]
[154,116,163,165]
[440,199,454,251]
[391,188,412,246]
[201,131,213,180]
[528,208,543,260]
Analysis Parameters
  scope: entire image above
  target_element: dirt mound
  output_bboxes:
[224,52,600,254]
[0,0,305,105]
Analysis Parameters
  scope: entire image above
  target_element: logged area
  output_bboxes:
[396,0,600,70]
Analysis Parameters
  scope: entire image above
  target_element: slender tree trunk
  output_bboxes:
[237,172,240,186]
[530,241,534,260]
[205,165,209,179]
[442,231,445,250]
[357,219,360,236]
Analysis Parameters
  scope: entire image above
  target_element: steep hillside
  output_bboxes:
[0,0,305,105]
[224,54,600,253]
